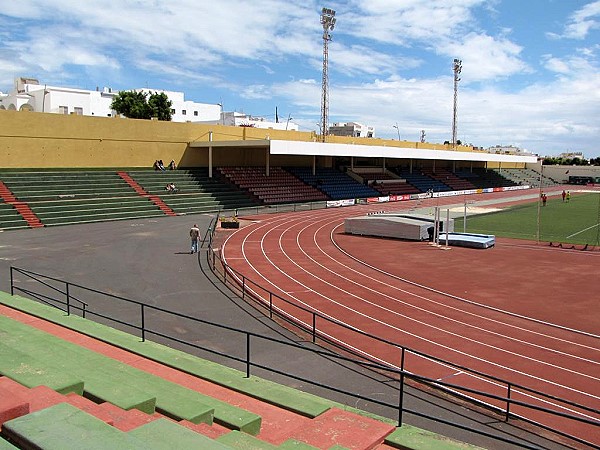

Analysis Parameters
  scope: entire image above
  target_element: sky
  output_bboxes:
[1,0,599,158]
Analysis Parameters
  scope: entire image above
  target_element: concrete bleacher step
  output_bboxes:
[217,430,279,449]
[0,385,29,428]
[0,437,17,450]
[287,408,395,450]
[1,403,150,450]
[179,419,231,439]
[128,417,233,449]
[96,400,162,431]
[278,439,320,449]
[0,342,84,395]
[0,314,266,431]
[0,376,115,427]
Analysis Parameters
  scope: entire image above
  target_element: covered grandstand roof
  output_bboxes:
[190,139,538,163]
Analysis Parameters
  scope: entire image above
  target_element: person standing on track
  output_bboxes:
[190,224,200,254]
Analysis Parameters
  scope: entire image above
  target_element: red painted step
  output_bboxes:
[0,182,44,227]
[117,172,177,216]
[96,401,161,431]
[179,419,230,439]
[288,407,395,450]
[0,384,29,428]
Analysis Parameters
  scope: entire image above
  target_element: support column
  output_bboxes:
[266,147,270,177]
[312,155,316,176]
[208,131,213,178]
[409,159,413,174]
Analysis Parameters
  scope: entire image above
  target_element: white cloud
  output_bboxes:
[563,0,600,39]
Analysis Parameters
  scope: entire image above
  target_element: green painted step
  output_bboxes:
[385,424,484,449]
[0,312,259,431]
[0,437,18,450]
[2,403,148,450]
[128,418,233,449]
[0,293,335,419]
[0,318,157,414]
[217,430,279,450]
[0,341,84,395]
[278,439,320,449]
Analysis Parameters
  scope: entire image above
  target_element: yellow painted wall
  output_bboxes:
[0,110,523,169]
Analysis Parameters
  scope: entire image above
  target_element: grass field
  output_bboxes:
[455,191,600,245]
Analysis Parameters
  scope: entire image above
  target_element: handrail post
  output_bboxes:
[269,292,273,318]
[66,282,71,316]
[399,347,406,426]
[505,383,512,422]
[245,333,251,378]
[242,276,246,300]
[10,267,14,295]
[141,304,146,342]
[312,313,316,343]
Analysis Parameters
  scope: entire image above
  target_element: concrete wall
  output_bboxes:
[0,109,536,170]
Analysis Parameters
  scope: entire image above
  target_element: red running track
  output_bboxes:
[219,190,600,446]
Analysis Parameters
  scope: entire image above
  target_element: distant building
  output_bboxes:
[558,151,584,160]
[0,77,221,122]
[328,122,374,138]
[0,77,117,116]
[198,111,299,131]
[486,145,537,157]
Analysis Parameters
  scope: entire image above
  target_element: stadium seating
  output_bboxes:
[421,168,476,191]
[218,167,329,204]
[126,168,260,214]
[286,167,380,199]
[391,169,451,193]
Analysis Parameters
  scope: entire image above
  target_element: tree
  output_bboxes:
[147,92,172,121]
[111,90,172,121]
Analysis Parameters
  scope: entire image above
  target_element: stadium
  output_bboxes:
[0,108,599,449]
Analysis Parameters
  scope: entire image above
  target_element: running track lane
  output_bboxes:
[220,194,600,446]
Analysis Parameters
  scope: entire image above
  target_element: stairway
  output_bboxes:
[0,181,44,228]
[117,172,177,217]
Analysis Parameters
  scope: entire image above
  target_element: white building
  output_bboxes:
[0,77,118,116]
[328,122,374,138]
[198,111,299,131]
[486,144,537,157]
[0,77,221,122]
[558,151,585,160]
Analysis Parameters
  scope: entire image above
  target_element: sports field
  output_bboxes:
[457,191,600,246]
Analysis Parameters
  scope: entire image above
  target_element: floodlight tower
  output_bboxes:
[320,7,336,143]
[451,58,462,149]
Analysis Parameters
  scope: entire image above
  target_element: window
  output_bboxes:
[194,111,198,116]
[171,109,176,114]
[74,107,83,115]
[182,110,186,115]
[59,106,68,114]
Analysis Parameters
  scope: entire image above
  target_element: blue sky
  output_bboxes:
[1,0,599,157]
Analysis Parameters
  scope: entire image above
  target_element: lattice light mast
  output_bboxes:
[451,58,462,149]
[320,7,336,143]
